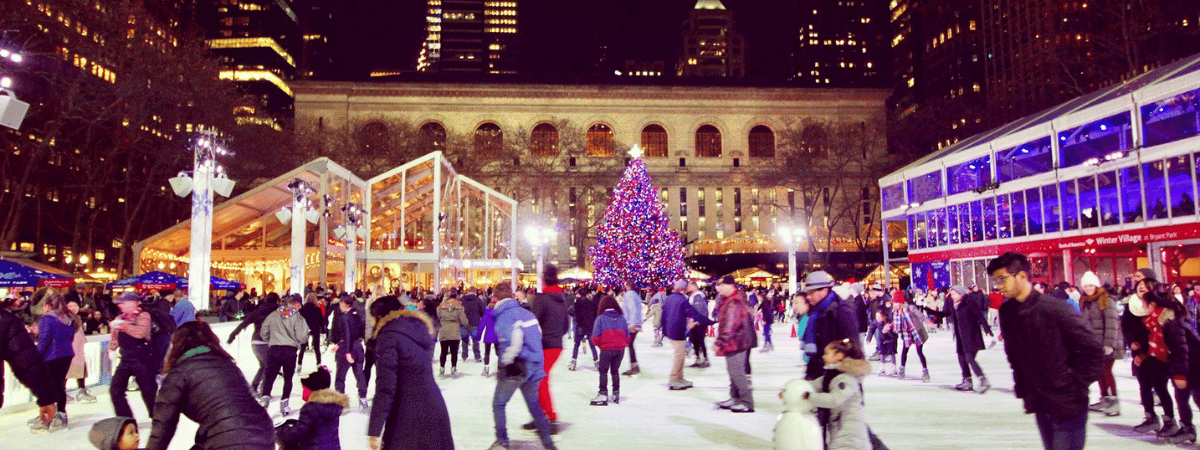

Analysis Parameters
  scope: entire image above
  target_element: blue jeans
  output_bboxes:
[493,375,555,448]
[763,323,772,344]
[1034,410,1087,450]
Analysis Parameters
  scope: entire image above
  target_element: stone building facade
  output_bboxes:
[293,80,891,274]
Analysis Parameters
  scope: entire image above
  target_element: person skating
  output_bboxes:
[276,367,347,450]
[621,280,644,376]
[1079,271,1123,416]
[459,287,486,363]
[108,292,158,422]
[476,297,500,377]
[686,282,712,368]
[713,275,756,413]
[526,264,569,432]
[1140,284,1196,442]
[228,293,281,393]
[990,252,1103,450]
[297,293,327,372]
[1126,275,1177,434]
[805,338,871,450]
[64,296,96,404]
[145,321,274,450]
[367,296,455,450]
[875,310,898,376]
[260,294,311,416]
[330,294,369,412]
[591,295,631,405]
[0,295,58,427]
[436,293,468,377]
[800,271,862,381]
[33,294,76,433]
[662,279,715,390]
[488,282,557,450]
[569,288,599,371]
[924,285,991,391]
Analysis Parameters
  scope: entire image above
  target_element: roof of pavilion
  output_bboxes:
[888,52,1200,178]
[135,157,367,261]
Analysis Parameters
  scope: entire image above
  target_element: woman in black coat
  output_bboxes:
[924,287,993,392]
[367,297,454,450]
[147,321,274,450]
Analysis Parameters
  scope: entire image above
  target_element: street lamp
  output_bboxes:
[171,132,235,310]
[777,224,806,295]
[525,225,556,293]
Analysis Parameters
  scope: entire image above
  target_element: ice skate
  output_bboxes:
[611,390,620,404]
[669,380,694,390]
[896,366,905,380]
[487,439,510,450]
[568,359,577,371]
[1167,424,1197,444]
[359,398,369,413]
[697,357,710,368]
[921,368,930,383]
[76,388,97,403]
[622,363,640,376]
[1103,396,1121,416]
[439,366,445,377]
[730,403,755,413]
[590,392,609,406]
[954,378,973,391]
[1157,416,1179,438]
[1133,413,1161,433]
[975,376,991,394]
[481,366,490,377]
[1089,399,1106,412]
[716,398,737,409]
[30,413,66,434]
[280,399,292,416]
[451,367,458,377]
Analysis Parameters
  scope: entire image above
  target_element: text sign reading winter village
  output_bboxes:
[587,146,687,288]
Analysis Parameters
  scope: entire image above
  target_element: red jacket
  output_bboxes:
[714,291,756,357]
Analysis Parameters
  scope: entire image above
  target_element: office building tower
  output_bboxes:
[793,0,888,87]
[678,0,746,77]
[418,0,518,74]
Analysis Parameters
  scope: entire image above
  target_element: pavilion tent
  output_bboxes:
[180,275,245,291]
[109,271,187,290]
[0,258,76,288]
[558,267,593,283]
[726,267,779,284]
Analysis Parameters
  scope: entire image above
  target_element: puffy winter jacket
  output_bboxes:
[530,286,569,349]
[276,389,347,450]
[146,348,274,450]
[806,291,861,380]
[592,309,631,350]
[662,292,714,341]
[299,303,326,335]
[573,295,598,337]
[0,309,55,408]
[460,294,485,327]
[809,358,871,450]
[37,312,77,362]
[368,310,454,450]
[261,307,310,348]
[714,290,757,357]
[1080,290,1123,360]
[475,306,499,344]
[494,298,545,384]
[436,301,468,341]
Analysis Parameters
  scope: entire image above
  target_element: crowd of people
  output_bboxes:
[7,251,1200,449]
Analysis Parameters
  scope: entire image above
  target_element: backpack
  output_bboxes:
[146,300,176,336]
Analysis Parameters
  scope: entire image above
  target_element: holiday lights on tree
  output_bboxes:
[588,145,687,288]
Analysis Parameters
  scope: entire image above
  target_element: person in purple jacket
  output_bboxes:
[476,296,500,377]
[35,293,78,432]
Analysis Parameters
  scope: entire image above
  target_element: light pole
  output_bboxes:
[335,201,367,294]
[777,225,806,295]
[524,225,556,293]
[276,178,316,296]
[168,132,235,310]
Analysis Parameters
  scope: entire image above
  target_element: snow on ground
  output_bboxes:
[0,320,1177,449]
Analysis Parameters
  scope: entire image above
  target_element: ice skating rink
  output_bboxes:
[0,321,1172,449]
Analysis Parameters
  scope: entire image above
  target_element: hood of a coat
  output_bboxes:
[493,298,522,316]
[373,309,434,339]
[835,358,870,377]
[89,416,135,450]
[307,388,350,408]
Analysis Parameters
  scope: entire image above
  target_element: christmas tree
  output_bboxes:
[588,146,687,288]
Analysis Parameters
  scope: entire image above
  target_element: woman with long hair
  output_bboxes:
[145,321,274,450]
[31,293,76,432]
[1080,271,1122,416]
[1142,284,1193,441]
[1128,278,1179,436]
[64,296,96,403]
[436,293,469,377]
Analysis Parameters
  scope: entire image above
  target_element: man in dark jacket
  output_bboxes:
[229,294,281,392]
[0,307,57,425]
[926,285,995,392]
[662,279,715,390]
[142,291,176,373]
[460,288,485,362]
[331,294,369,412]
[801,271,861,381]
[528,264,568,429]
[298,296,327,371]
[220,291,244,322]
[110,292,158,421]
[989,252,1104,450]
[568,288,598,371]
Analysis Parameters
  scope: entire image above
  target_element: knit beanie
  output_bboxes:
[949,285,969,298]
[89,417,136,450]
[301,366,332,392]
[1080,271,1101,289]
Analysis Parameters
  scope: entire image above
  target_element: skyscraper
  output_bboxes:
[792,0,889,87]
[195,0,300,130]
[417,0,518,74]
[677,0,746,77]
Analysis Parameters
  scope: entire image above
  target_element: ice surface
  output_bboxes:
[0,321,1173,449]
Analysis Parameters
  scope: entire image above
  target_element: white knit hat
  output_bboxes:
[1080,271,1101,289]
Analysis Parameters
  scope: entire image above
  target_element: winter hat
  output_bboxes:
[301,366,332,392]
[949,285,969,298]
[870,283,884,292]
[1080,271,1101,289]
[802,271,836,292]
[849,282,866,296]
[717,275,737,286]
[89,416,136,450]
[114,292,140,303]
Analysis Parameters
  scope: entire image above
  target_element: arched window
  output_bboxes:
[748,125,775,157]
[586,124,614,157]
[418,122,446,153]
[358,122,389,155]
[641,124,668,157]
[800,125,828,155]
[695,124,722,157]
[474,122,503,154]
[531,123,559,156]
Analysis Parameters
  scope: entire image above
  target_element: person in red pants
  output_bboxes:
[526,264,569,432]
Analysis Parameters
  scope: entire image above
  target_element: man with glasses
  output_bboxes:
[989,252,1103,450]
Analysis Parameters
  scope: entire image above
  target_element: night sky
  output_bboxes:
[329,0,799,80]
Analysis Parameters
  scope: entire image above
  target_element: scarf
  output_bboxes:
[1144,308,1168,363]
[802,292,838,357]
[892,307,923,347]
[278,306,298,318]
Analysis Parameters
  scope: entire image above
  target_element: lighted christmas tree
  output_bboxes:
[588,146,687,288]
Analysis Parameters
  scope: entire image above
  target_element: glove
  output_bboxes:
[1104,346,1113,356]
